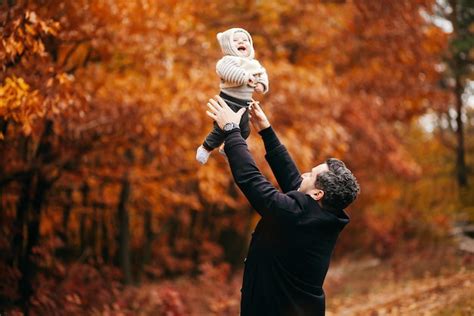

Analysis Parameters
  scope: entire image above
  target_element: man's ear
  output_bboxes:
[309,189,324,201]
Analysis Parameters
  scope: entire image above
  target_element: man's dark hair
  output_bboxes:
[315,158,360,210]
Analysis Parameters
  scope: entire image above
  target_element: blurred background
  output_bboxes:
[0,0,473,315]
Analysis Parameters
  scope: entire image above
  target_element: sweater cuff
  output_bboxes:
[258,126,281,152]
[258,81,269,94]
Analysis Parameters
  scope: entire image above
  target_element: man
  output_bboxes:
[206,96,360,316]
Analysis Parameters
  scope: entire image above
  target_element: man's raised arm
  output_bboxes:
[223,129,305,221]
[259,127,302,193]
[206,96,306,222]
[249,102,302,193]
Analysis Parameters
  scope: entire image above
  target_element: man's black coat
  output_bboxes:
[223,126,350,316]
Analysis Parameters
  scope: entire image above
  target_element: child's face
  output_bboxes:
[232,32,251,57]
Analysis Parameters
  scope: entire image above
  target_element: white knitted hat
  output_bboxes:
[217,28,255,59]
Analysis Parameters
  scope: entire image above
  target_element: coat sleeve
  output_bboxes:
[216,56,250,85]
[259,127,302,193]
[224,129,305,222]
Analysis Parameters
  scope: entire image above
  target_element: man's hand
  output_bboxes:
[206,95,246,130]
[249,100,270,132]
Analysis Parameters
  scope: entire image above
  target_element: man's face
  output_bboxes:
[298,163,329,194]
[232,32,251,57]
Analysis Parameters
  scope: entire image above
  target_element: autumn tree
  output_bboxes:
[430,0,473,190]
[0,0,454,314]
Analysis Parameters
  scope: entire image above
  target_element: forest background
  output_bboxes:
[0,0,473,315]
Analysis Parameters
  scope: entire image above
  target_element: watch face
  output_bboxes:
[224,123,232,131]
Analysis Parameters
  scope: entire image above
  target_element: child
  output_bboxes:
[196,27,269,164]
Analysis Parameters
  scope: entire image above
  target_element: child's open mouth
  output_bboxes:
[238,46,247,52]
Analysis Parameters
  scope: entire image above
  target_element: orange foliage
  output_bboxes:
[0,0,453,314]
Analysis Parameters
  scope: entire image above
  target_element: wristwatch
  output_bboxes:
[222,122,240,132]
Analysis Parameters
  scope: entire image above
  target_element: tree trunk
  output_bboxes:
[11,172,32,314]
[0,118,7,138]
[79,182,90,254]
[136,208,154,282]
[143,208,153,266]
[448,0,468,188]
[91,206,99,260]
[188,209,200,275]
[455,74,468,187]
[101,209,110,263]
[61,187,73,246]
[18,173,49,315]
[117,173,132,284]
[14,119,54,314]
[80,213,87,254]
[10,172,32,267]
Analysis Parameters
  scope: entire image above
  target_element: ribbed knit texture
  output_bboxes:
[216,56,250,86]
[215,28,269,100]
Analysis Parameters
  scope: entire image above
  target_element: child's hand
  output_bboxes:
[255,83,265,93]
[247,74,257,87]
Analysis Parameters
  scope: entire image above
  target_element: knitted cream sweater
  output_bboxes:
[216,56,269,100]
[215,27,269,100]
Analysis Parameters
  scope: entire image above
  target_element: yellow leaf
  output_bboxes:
[17,77,29,91]
[25,24,37,36]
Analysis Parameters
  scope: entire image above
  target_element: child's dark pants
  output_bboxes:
[203,92,251,150]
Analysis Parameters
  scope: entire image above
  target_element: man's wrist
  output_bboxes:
[258,126,281,151]
[258,125,272,136]
[222,122,240,132]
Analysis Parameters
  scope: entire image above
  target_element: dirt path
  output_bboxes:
[327,269,474,315]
